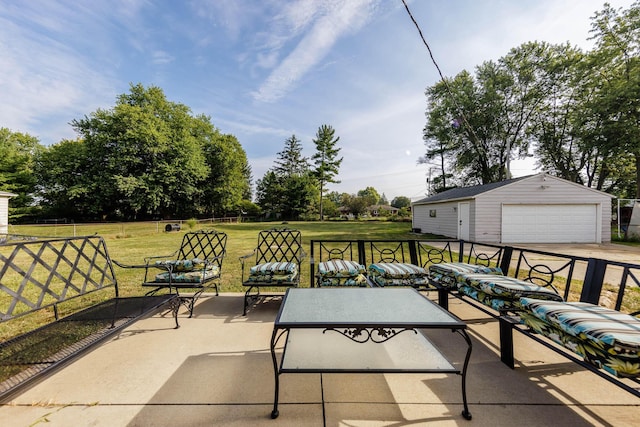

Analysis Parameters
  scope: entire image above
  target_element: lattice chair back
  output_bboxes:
[254,228,303,265]
[177,230,227,271]
[241,227,305,315]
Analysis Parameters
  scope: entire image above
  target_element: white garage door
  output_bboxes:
[502,204,598,243]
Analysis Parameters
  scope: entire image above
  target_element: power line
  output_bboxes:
[400,0,489,169]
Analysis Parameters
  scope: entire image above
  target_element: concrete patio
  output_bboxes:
[0,292,638,427]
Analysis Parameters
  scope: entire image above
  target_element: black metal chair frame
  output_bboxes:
[0,235,179,402]
[240,227,305,315]
[114,230,226,317]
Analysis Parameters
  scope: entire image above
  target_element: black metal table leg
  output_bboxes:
[457,329,473,420]
[270,327,287,419]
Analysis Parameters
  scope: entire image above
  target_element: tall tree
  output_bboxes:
[311,124,342,220]
[357,187,380,206]
[0,128,43,220]
[586,1,640,196]
[42,83,250,220]
[423,42,557,186]
[35,138,95,219]
[274,135,309,176]
[256,134,317,220]
[391,196,411,209]
[201,132,251,216]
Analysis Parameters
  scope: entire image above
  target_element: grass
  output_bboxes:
[2,221,639,385]
[0,221,420,384]
[9,220,418,296]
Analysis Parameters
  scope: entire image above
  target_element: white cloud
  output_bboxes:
[152,50,175,65]
[252,0,379,102]
[0,17,115,143]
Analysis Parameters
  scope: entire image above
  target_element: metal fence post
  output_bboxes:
[581,258,607,304]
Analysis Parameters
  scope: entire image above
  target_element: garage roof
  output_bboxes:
[413,176,529,204]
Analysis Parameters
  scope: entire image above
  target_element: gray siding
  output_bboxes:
[475,175,611,243]
[412,201,461,238]
[412,174,612,243]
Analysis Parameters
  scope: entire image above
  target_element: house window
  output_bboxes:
[429,209,437,218]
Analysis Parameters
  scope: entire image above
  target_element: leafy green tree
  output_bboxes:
[326,191,343,205]
[528,43,592,183]
[586,1,640,196]
[255,170,283,218]
[256,135,317,220]
[311,124,342,220]
[34,138,96,218]
[357,187,380,206]
[0,128,43,220]
[423,42,556,185]
[345,194,368,218]
[274,135,309,176]
[63,83,248,220]
[281,173,318,220]
[201,132,251,216]
[238,199,261,218]
[320,198,339,218]
[391,196,411,209]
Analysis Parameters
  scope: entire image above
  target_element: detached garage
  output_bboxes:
[411,173,613,244]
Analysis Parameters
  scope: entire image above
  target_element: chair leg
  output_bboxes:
[243,286,259,316]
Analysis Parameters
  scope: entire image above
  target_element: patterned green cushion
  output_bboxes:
[368,262,428,287]
[457,283,520,311]
[154,258,206,272]
[520,298,640,378]
[247,262,298,283]
[461,274,562,301]
[318,275,368,287]
[429,262,503,289]
[154,266,219,283]
[371,276,430,287]
[317,260,367,286]
[318,260,366,277]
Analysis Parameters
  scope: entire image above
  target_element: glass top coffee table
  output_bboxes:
[269,287,472,420]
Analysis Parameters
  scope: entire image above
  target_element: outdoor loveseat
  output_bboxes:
[428,260,640,391]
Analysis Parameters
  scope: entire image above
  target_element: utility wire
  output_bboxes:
[400,0,488,165]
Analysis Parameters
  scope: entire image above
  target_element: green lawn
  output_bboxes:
[10,220,418,295]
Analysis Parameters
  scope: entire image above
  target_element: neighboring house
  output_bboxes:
[367,204,400,217]
[0,191,17,234]
[411,173,613,244]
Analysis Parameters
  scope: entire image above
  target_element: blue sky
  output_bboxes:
[0,0,634,201]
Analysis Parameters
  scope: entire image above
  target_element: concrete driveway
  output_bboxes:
[511,242,640,263]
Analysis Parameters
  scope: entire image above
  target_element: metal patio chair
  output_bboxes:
[240,227,305,315]
[114,229,227,317]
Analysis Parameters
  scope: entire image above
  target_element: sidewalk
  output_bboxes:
[0,293,638,426]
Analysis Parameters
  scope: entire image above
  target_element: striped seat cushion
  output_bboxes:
[318,260,366,277]
[247,262,298,283]
[429,262,503,289]
[368,262,429,287]
[461,274,562,302]
[520,298,640,378]
[317,260,367,287]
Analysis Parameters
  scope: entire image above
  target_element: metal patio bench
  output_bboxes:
[0,235,178,402]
